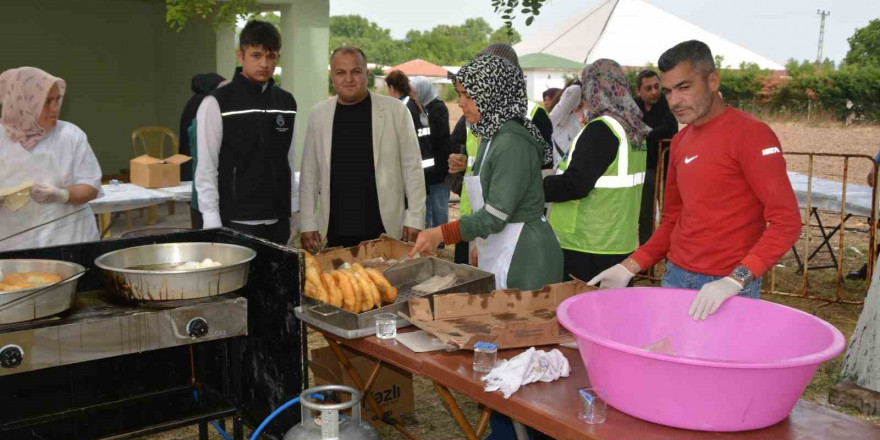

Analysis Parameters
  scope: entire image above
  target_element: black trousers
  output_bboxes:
[454,240,470,264]
[224,219,290,245]
[190,206,203,230]
[563,249,628,282]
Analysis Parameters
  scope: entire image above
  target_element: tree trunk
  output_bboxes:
[839,260,880,392]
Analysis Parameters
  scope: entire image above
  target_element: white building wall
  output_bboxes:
[526,70,571,101]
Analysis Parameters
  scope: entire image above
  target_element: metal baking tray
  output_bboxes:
[295,257,495,339]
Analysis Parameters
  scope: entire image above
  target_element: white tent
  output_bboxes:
[514,0,784,71]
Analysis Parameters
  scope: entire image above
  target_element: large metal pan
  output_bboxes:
[0,259,86,324]
[95,242,256,301]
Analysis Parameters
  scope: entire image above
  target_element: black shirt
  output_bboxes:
[425,99,451,185]
[635,95,678,171]
[446,115,468,195]
[328,95,385,243]
[531,107,554,169]
[543,120,618,203]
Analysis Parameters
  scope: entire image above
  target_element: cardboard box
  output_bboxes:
[403,280,595,350]
[130,154,191,188]
[314,234,417,271]
[309,345,414,428]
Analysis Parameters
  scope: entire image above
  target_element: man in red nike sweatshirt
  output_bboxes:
[588,40,802,320]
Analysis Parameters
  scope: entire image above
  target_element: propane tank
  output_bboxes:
[283,385,380,440]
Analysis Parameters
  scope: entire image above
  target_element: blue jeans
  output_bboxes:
[662,261,762,299]
[425,181,450,228]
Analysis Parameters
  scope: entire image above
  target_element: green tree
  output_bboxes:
[489,27,521,45]
[330,15,406,66]
[244,11,280,29]
[844,19,880,67]
[491,0,547,38]
[166,0,256,31]
[166,0,549,34]
[404,18,511,65]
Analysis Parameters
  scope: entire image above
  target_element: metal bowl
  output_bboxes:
[94,242,257,301]
[0,259,86,324]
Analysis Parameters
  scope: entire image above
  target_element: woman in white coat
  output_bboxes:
[0,67,102,251]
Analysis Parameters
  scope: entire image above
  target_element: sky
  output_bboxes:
[327,0,880,65]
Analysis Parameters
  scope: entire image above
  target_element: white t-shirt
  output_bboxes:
[0,121,103,251]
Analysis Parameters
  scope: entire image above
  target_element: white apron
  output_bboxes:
[464,140,525,289]
[0,141,99,251]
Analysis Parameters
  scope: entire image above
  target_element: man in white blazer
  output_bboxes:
[299,46,426,251]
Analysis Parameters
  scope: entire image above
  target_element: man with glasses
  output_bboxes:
[195,20,298,244]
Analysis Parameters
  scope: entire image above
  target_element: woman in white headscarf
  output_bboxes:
[0,67,103,251]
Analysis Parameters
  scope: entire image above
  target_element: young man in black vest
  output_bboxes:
[195,20,298,244]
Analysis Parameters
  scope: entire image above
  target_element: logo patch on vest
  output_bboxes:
[276,114,289,133]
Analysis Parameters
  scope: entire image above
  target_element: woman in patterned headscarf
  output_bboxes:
[544,59,652,282]
[0,67,103,250]
[411,54,563,291]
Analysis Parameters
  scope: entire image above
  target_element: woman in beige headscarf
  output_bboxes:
[0,67,103,251]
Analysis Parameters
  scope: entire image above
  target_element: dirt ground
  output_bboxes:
[774,121,880,184]
[146,114,879,440]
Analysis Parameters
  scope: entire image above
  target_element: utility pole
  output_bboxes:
[816,9,830,64]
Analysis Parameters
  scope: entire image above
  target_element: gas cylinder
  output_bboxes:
[283,384,380,440]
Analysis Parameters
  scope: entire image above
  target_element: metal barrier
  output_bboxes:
[640,145,873,306]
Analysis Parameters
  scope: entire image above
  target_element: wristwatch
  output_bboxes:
[730,265,755,286]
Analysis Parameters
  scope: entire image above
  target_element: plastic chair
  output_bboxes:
[132,126,179,159]
[131,126,181,216]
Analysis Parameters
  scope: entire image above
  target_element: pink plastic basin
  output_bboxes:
[556,287,845,432]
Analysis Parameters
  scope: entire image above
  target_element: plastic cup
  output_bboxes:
[473,342,498,373]
[578,388,607,424]
[374,313,397,340]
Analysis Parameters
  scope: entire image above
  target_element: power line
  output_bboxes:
[816,9,830,64]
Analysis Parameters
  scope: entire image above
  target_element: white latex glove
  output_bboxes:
[689,277,743,321]
[587,264,634,289]
[30,183,69,204]
[202,212,223,229]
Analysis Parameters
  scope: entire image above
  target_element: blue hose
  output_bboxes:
[248,394,324,440]
[249,396,301,440]
[192,390,233,440]
[211,421,233,440]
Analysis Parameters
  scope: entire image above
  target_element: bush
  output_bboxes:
[719,63,769,111]
[770,61,880,121]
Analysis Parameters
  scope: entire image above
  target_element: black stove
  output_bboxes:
[0,228,306,440]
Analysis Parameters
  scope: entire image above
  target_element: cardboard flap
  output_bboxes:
[403,280,596,350]
[165,154,192,164]
[406,297,433,321]
[315,235,415,271]
[432,288,563,320]
[131,154,163,165]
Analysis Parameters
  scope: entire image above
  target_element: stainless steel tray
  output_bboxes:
[94,242,256,301]
[295,257,495,339]
[0,259,86,324]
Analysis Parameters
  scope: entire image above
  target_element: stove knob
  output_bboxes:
[186,317,209,338]
[0,344,24,369]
